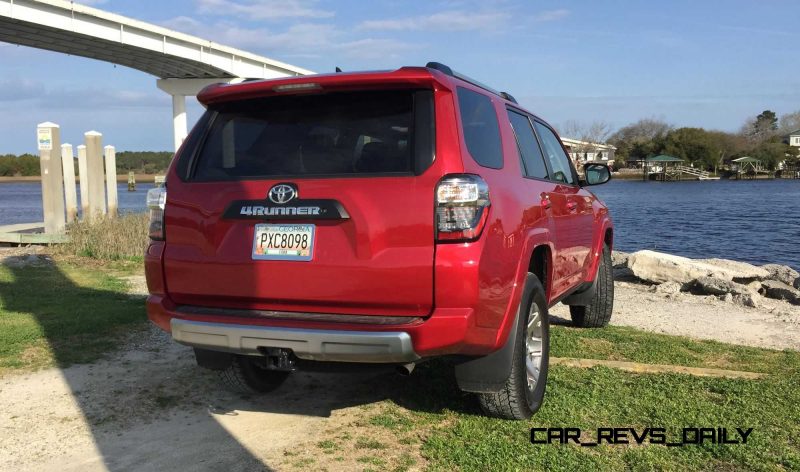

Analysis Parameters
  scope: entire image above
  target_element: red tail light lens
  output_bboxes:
[146,187,166,240]
[435,174,490,242]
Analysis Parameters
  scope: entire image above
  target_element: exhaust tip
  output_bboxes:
[396,363,415,376]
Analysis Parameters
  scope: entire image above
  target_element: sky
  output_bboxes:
[1,0,799,154]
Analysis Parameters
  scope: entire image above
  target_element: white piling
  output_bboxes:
[60,143,78,223]
[36,122,66,234]
[77,145,89,218]
[84,131,106,219]
[104,145,118,218]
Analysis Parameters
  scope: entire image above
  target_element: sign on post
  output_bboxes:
[36,122,66,233]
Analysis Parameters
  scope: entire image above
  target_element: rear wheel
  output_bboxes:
[478,273,550,420]
[570,244,614,328]
[218,355,291,394]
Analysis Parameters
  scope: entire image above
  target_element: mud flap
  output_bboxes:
[194,348,234,371]
[562,276,597,306]
[454,302,523,393]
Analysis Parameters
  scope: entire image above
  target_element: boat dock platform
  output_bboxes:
[0,222,68,244]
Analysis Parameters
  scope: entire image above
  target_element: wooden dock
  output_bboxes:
[0,222,68,244]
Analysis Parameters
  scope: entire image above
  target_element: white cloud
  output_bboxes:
[358,10,510,32]
[533,9,570,22]
[195,0,333,20]
[162,18,415,60]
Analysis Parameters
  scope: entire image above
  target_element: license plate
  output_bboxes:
[252,224,315,261]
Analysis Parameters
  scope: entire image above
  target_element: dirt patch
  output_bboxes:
[552,280,800,350]
[0,323,429,471]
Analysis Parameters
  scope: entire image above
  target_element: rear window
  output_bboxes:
[457,87,503,169]
[187,89,434,180]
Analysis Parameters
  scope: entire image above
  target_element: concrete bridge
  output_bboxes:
[0,0,313,150]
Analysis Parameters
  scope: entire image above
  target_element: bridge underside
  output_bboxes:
[0,18,235,79]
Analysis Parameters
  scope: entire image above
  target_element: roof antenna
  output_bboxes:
[335,67,343,73]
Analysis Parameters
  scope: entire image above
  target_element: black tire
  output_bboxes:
[218,355,291,394]
[570,244,614,328]
[478,273,550,420]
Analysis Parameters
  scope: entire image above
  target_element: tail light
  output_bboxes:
[435,174,490,242]
[146,187,167,240]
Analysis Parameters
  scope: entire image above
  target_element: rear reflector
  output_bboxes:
[435,174,490,242]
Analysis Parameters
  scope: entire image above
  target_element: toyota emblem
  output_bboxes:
[268,184,297,204]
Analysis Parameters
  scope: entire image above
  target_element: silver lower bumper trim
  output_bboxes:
[170,318,420,363]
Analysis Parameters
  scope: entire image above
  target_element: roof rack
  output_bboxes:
[425,61,518,104]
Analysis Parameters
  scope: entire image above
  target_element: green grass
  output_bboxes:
[0,257,146,373]
[371,326,800,471]
[59,213,149,261]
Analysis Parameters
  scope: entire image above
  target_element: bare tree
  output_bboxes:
[778,111,800,136]
[558,120,613,161]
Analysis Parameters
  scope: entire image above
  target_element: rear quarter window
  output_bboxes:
[457,87,503,169]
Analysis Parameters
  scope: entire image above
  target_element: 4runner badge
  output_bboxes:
[268,183,297,204]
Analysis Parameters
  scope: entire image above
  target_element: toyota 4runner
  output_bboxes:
[145,62,614,420]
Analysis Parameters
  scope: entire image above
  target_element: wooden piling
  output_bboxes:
[128,171,136,191]
[60,143,78,223]
[76,145,89,218]
[37,122,66,234]
[84,131,106,219]
[104,145,118,217]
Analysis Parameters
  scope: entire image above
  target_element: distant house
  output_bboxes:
[786,129,800,147]
[561,138,616,166]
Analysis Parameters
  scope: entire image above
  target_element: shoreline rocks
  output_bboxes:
[616,250,800,308]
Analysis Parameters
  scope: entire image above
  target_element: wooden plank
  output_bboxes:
[0,232,68,244]
[0,222,45,233]
[551,357,765,380]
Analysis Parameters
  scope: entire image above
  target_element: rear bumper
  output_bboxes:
[171,318,419,363]
[147,295,503,360]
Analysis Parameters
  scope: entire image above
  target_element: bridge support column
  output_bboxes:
[157,78,244,152]
[172,94,187,152]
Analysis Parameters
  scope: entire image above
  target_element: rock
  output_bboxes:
[655,281,682,294]
[760,280,800,305]
[690,277,755,297]
[734,292,760,308]
[722,293,734,303]
[627,250,769,285]
[760,264,800,287]
[611,251,629,268]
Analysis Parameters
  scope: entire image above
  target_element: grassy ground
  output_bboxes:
[1,255,798,470]
[0,256,146,373]
[288,326,800,472]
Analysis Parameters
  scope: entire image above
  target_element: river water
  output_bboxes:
[1,179,798,270]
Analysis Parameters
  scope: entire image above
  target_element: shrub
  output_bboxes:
[60,213,149,260]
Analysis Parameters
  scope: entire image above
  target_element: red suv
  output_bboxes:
[145,62,614,420]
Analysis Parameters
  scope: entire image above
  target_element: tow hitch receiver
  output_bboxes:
[259,347,297,372]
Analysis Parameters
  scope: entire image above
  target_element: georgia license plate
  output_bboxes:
[252,224,315,261]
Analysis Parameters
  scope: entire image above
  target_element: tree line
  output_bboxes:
[559,110,800,171]
[0,151,173,177]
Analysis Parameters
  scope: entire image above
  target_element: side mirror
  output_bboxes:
[581,163,611,186]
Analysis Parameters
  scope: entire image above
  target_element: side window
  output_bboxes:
[533,121,575,185]
[457,87,503,169]
[507,110,549,179]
